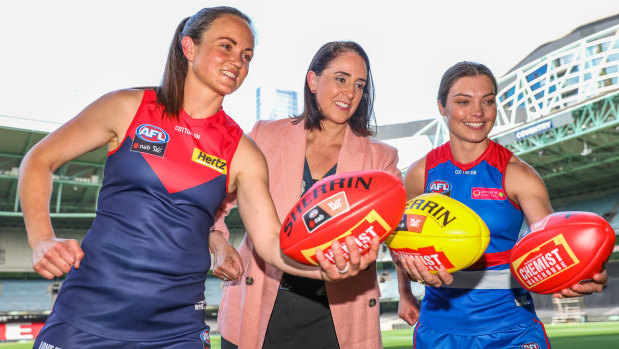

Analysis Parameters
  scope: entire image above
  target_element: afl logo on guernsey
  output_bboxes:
[130,124,169,157]
[427,180,452,196]
[137,124,169,143]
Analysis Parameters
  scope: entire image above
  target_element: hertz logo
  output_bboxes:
[191,149,227,174]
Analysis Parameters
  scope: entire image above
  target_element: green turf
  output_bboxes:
[0,343,30,349]
[3,322,618,348]
[544,322,619,349]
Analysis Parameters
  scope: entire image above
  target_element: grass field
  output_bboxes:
[3,322,618,348]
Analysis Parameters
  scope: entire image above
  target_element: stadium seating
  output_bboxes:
[0,228,87,273]
[0,228,32,272]
[0,280,54,312]
[377,267,425,301]
[554,190,619,230]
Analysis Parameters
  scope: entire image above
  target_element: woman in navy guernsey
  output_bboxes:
[18,7,375,348]
[394,62,609,348]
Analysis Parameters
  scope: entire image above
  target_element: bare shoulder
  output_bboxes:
[24,89,147,168]
[228,134,268,193]
[404,156,427,199]
[506,155,542,183]
[101,88,144,101]
[76,89,145,147]
[236,134,263,156]
[95,89,144,117]
[75,89,144,128]
[505,155,553,222]
[405,156,426,182]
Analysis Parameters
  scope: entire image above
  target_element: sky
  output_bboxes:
[1,0,618,164]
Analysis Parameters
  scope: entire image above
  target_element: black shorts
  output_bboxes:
[262,288,340,349]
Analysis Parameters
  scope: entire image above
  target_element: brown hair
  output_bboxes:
[156,7,254,120]
[292,41,376,137]
[437,61,498,109]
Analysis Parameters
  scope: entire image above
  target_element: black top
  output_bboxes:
[279,158,337,302]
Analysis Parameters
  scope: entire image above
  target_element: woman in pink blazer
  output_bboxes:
[213,41,401,349]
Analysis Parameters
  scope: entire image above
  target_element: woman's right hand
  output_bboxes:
[316,236,380,282]
[398,255,453,288]
[31,237,84,279]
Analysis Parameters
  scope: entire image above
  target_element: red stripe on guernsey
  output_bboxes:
[484,140,513,175]
[425,142,451,170]
[534,318,552,349]
[466,250,512,270]
[426,141,513,173]
[427,141,521,209]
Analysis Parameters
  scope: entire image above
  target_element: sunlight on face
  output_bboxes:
[441,75,497,145]
[311,52,367,127]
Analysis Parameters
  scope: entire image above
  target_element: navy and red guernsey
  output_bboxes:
[419,140,539,335]
[51,90,243,341]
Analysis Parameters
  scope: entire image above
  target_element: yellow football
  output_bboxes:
[386,193,490,274]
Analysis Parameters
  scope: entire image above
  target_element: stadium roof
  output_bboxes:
[504,14,619,75]
[0,120,106,229]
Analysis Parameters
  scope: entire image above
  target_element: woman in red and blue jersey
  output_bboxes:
[394,61,609,348]
[18,7,374,349]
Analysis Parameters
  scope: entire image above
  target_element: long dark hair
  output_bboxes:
[437,61,498,109]
[156,6,254,120]
[292,41,376,137]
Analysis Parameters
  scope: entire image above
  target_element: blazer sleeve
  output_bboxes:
[209,121,266,240]
[375,141,402,182]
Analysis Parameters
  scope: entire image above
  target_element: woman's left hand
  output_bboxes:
[316,236,380,282]
[209,230,244,282]
[553,269,609,298]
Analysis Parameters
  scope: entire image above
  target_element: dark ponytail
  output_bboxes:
[156,7,253,120]
[156,17,190,120]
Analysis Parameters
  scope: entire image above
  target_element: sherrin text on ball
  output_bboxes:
[280,170,406,265]
[386,193,490,274]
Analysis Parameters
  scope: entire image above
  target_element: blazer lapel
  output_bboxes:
[275,121,307,218]
[337,125,370,173]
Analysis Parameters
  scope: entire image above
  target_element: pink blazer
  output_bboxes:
[213,119,402,348]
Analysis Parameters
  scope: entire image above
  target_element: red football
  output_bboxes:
[280,170,406,265]
[510,211,615,294]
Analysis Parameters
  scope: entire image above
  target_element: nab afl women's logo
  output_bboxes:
[309,209,319,219]
[428,180,452,196]
[131,124,170,157]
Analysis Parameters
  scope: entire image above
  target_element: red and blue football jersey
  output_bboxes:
[419,140,540,335]
[51,90,242,340]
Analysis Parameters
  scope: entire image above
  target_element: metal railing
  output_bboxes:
[412,25,619,149]
[494,25,619,135]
